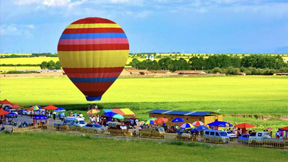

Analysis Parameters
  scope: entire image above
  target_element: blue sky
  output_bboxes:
[0,0,288,53]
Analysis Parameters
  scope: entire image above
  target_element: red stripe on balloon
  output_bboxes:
[74,82,114,92]
[72,17,116,24]
[58,38,128,45]
[67,72,121,78]
[63,67,124,73]
[58,44,129,51]
[62,28,124,34]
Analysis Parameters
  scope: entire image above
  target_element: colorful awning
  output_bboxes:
[101,108,135,117]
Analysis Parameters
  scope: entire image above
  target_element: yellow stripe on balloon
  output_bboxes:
[67,24,121,29]
[58,50,129,68]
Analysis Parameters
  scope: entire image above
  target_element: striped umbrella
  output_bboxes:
[180,123,195,129]
[87,109,100,115]
[146,120,155,125]
[192,121,204,127]
[31,105,41,111]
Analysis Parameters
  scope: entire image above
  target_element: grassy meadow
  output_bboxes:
[0,133,287,162]
[1,76,288,117]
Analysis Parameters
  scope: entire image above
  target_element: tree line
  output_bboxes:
[129,55,288,74]
[40,60,61,70]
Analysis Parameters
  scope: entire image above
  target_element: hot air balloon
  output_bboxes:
[57,17,129,101]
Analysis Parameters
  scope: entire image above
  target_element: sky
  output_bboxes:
[0,0,288,54]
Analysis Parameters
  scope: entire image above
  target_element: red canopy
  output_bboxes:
[0,109,9,115]
[11,104,23,109]
[235,123,255,129]
[279,126,288,131]
[0,99,13,105]
[42,104,58,110]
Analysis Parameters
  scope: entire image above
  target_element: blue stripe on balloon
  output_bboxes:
[60,33,127,39]
[70,77,118,83]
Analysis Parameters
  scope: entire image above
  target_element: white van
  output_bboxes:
[63,117,86,127]
[249,132,271,140]
[203,130,230,143]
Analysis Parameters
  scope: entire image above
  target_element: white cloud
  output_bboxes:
[125,10,153,18]
[0,24,35,36]
[15,0,71,7]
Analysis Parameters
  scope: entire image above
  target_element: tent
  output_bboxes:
[0,99,13,105]
[235,123,255,134]
[11,104,23,109]
[0,109,9,115]
[43,104,58,110]
[103,108,135,117]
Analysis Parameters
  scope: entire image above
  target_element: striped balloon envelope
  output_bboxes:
[57,17,129,101]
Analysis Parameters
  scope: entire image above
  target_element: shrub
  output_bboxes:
[212,67,222,74]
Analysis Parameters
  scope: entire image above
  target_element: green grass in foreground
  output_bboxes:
[1,76,288,116]
[0,133,287,162]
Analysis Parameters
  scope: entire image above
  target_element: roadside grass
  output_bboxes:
[0,132,287,162]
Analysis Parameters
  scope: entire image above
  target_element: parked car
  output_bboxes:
[8,109,18,117]
[249,132,271,140]
[203,130,230,144]
[108,122,128,136]
[139,127,165,138]
[82,123,105,133]
[226,131,237,139]
[238,134,249,144]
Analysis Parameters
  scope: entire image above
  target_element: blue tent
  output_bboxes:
[103,112,118,117]
[172,118,185,123]
[208,121,233,127]
[33,115,47,120]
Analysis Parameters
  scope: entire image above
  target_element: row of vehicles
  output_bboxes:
[54,117,286,147]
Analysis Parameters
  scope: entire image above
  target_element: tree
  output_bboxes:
[40,61,48,69]
[47,60,56,70]
[130,58,141,68]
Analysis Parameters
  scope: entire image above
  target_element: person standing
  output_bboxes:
[52,111,56,121]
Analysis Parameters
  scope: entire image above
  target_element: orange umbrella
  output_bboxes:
[11,104,23,109]
[154,118,168,125]
[0,109,9,115]
[42,104,58,110]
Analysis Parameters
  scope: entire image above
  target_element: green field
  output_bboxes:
[1,76,288,117]
[0,133,287,162]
